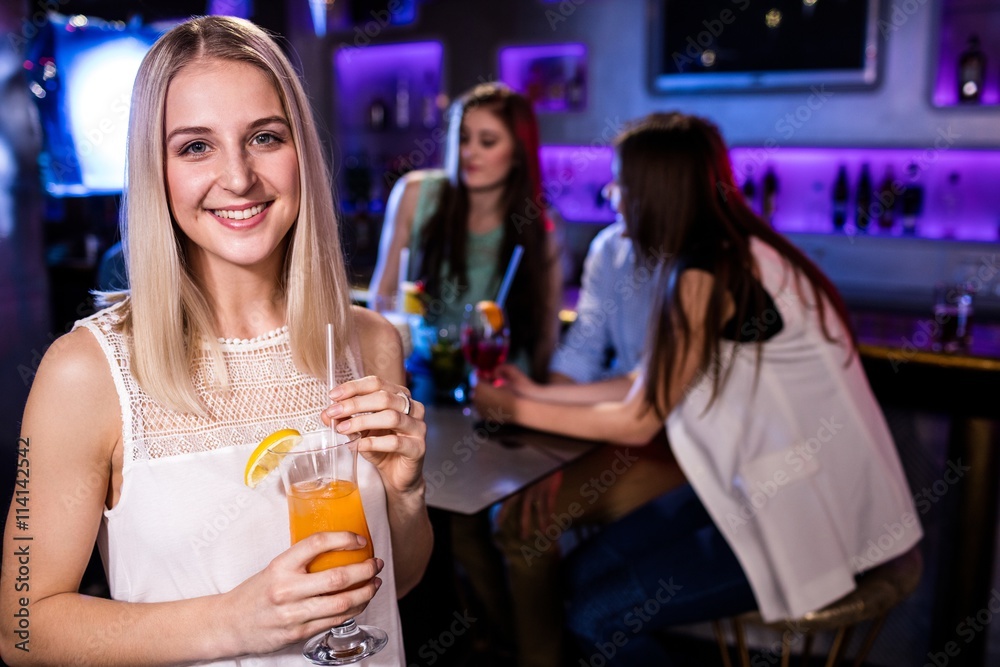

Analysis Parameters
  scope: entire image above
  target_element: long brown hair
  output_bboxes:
[618,113,854,415]
[417,83,552,379]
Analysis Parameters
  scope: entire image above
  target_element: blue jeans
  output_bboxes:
[565,484,758,666]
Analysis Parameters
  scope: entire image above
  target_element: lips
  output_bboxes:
[208,202,272,229]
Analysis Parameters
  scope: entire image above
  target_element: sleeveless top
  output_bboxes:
[74,302,405,666]
[407,170,503,332]
[666,239,922,622]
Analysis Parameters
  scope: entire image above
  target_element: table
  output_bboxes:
[421,403,600,515]
[399,398,599,663]
[856,313,1000,667]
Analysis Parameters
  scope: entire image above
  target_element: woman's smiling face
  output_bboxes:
[163,58,300,276]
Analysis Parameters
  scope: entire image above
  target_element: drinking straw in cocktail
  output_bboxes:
[495,244,524,309]
[325,323,344,480]
[397,247,410,311]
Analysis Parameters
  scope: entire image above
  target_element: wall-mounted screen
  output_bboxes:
[649,0,880,93]
[26,14,167,197]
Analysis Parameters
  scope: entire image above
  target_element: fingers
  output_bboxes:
[287,570,382,636]
[273,532,385,597]
[326,376,425,424]
[277,531,372,573]
[494,364,518,381]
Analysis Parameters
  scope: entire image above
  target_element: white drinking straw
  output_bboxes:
[326,323,341,480]
[326,322,336,429]
[495,245,524,309]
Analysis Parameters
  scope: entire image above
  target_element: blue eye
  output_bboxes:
[182,141,208,155]
[253,132,284,147]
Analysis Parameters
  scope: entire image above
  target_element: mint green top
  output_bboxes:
[408,170,503,332]
[407,170,531,372]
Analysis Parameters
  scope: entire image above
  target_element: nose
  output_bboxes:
[221,148,257,194]
[460,142,477,164]
[602,182,620,209]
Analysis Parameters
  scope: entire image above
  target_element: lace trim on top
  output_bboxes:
[75,304,360,464]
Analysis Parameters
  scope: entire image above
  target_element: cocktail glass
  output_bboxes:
[278,430,387,665]
[460,302,510,384]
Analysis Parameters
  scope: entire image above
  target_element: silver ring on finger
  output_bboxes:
[396,391,411,416]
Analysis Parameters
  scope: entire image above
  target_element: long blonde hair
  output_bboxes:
[111,16,350,414]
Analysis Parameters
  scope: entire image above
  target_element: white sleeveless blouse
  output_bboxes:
[74,303,404,666]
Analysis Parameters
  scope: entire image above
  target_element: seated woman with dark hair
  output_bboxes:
[475,111,922,664]
[369,82,562,380]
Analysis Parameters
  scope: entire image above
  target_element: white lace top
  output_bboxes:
[74,302,404,666]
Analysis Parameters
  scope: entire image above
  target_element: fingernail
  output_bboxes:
[376,557,384,571]
[374,577,383,590]
[329,387,343,399]
[356,535,367,547]
[336,420,351,432]
[328,403,343,417]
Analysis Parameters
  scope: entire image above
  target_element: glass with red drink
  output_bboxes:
[461,301,510,383]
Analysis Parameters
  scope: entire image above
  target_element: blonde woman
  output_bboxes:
[0,16,430,666]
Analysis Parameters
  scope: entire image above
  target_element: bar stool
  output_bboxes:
[712,546,923,667]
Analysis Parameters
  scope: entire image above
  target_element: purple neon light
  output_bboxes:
[334,41,443,132]
[933,5,1000,106]
[539,145,616,223]
[540,144,1000,241]
[730,146,1000,242]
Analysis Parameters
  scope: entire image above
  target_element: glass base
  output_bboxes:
[303,619,388,665]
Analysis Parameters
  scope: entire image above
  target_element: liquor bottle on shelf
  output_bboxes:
[855,163,873,232]
[742,170,757,214]
[900,161,924,235]
[831,165,849,231]
[369,95,387,131]
[395,74,410,130]
[762,167,778,225]
[940,171,962,239]
[566,64,586,110]
[420,71,437,129]
[876,165,897,231]
[958,34,986,104]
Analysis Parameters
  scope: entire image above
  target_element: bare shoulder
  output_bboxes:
[22,326,120,457]
[32,327,114,399]
[391,170,435,214]
[351,306,405,381]
[676,269,734,327]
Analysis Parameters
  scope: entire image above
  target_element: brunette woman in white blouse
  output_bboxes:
[0,17,430,666]
[475,112,921,663]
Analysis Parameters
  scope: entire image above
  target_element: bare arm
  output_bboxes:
[0,330,382,666]
[368,172,426,310]
[494,363,635,404]
[476,270,717,446]
[340,307,432,598]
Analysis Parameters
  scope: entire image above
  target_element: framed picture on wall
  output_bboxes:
[499,43,587,113]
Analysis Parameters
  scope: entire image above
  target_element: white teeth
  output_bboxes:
[213,203,266,220]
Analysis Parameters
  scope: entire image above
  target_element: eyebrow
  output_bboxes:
[165,115,291,143]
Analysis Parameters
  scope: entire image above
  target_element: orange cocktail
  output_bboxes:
[288,479,374,573]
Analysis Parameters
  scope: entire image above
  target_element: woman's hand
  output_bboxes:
[494,364,542,398]
[324,375,427,497]
[224,532,383,655]
[471,377,519,422]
